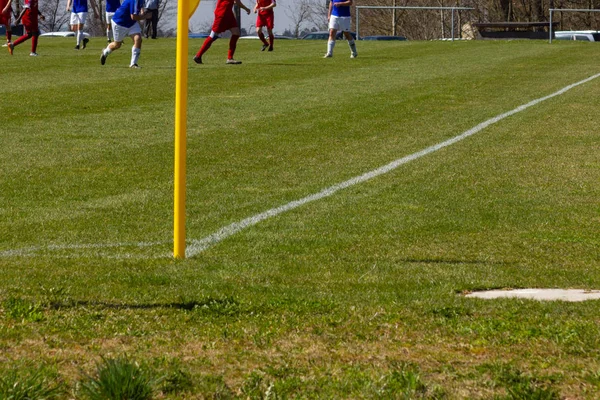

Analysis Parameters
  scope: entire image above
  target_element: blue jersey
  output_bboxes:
[331,0,351,17]
[112,0,141,28]
[71,0,88,13]
[106,0,121,13]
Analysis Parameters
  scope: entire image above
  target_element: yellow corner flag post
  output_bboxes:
[174,0,201,259]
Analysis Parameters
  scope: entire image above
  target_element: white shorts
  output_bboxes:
[105,12,115,26]
[112,20,142,42]
[70,12,88,25]
[328,15,351,32]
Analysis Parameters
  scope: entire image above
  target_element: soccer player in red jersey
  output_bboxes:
[193,0,251,65]
[8,0,44,56]
[254,0,275,51]
[0,0,13,46]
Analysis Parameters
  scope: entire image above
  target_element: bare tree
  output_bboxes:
[284,0,327,37]
[157,0,177,36]
[39,0,70,31]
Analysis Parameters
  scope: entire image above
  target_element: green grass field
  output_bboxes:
[1,36,600,398]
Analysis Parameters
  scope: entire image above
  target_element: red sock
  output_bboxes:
[258,32,268,46]
[268,33,274,49]
[6,32,11,42]
[31,35,38,52]
[12,33,30,47]
[195,36,214,58]
[228,35,239,59]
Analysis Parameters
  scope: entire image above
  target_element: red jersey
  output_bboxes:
[22,0,40,31]
[24,0,39,14]
[214,0,235,17]
[0,0,11,25]
[212,0,237,33]
[257,0,275,15]
[0,0,12,12]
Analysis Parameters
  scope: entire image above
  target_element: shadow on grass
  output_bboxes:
[401,257,517,266]
[49,297,240,313]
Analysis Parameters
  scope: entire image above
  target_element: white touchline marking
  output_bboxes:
[0,241,166,258]
[185,73,600,258]
[1,73,598,259]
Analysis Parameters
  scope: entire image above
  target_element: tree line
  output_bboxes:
[352,0,600,40]
[8,0,176,36]
[9,0,600,39]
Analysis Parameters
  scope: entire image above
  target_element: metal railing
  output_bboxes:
[356,6,475,41]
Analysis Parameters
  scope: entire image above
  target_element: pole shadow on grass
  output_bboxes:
[400,258,517,266]
[48,297,242,315]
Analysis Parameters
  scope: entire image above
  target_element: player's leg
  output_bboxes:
[101,20,124,64]
[11,17,34,52]
[325,30,337,57]
[194,28,222,64]
[78,17,88,48]
[11,33,29,47]
[226,26,241,64]
[1,14,12,44]
[257,26,268,50]
[69,13,79,48]
[30,31,39,55]
[256,14,268,50]
[9,32,29,54]
[106,12,114,43]
[343,29,357,58]
[130,31,143,68]
[150,9,158,39]
[266,13,274,51]
[267,27,274,51]
[325,16,339,57]
[77,23,83,47]
[143,15,150,38]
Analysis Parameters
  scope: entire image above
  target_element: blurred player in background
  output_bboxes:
[193,0,251,65]
[100,0,151,68]
[143,0,158,39]
[324,0,357,59]
[0,0,13,46]
[8,0,44,56]
[254,0,275,51]
[67,0,95,49]
[105,0,121,43]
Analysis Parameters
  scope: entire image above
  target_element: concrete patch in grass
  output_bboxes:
[465,289,600,302]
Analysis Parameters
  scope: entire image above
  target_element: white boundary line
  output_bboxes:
[1,73,598,259]
[185,73,600,258]
[0,241,166,258]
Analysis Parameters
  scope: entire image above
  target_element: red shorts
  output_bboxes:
[256,12,274,29]
[0,11,11,26]
[22,10,38,33]
[212,9,237,33]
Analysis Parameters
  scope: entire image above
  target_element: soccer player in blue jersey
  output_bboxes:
[105,0,121,43]
[66,0,95,49]
[324,0,357,58]
[100,0,151,68]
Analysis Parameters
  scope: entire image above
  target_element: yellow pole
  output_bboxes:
[174,0,202,259]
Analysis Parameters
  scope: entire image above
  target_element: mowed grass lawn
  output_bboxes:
[1,36,599,398]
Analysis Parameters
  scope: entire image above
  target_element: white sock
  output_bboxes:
[327,40,335,55]
[77,30,83,46]
[103,47,112,56]
[131,46,141,66]
[107,29,111,41]
[348,40,356,53]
